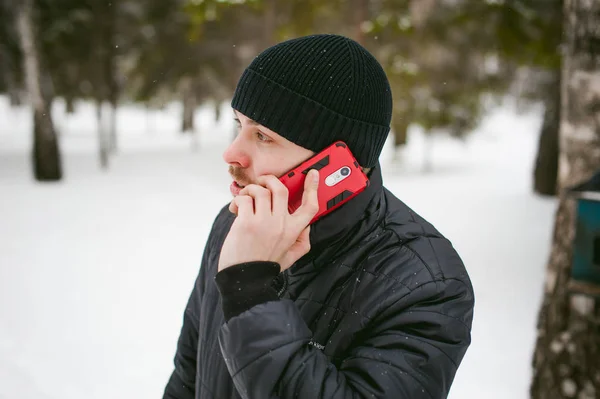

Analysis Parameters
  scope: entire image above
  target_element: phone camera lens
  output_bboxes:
[341,167,350,176]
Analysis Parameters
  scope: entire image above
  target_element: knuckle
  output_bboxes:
[258,187,271,197]
[273,185,288,198]
[237,196,252,210]
[266,176,285,191]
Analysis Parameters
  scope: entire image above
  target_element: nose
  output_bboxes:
[222,134,250,168]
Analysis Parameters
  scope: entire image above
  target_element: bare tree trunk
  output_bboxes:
[263,0,276,47]
[91,0,118,155]
[106,2,118,154]
[423,131,433,173]
[353,0,368,45]
[146,103,154,135]
[65,96,75,114]
[181,79,196,133]
[214,101,221,123]
[533,72,561,197]
[410,0,436,29]
[0,44,22,106]
[392,115,409,148]
[16,0,62,181]
[530,1,600,398]
[96,101,109,170]
[109,101,117,153]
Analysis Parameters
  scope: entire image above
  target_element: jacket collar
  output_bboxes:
[290,163,385,272]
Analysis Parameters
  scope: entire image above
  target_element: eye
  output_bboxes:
[256,131,272,143]
[234,118,242,129]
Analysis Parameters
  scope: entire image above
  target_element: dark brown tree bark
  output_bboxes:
[409,0,436,30]
[0,44,22,106]
[392,115,409,147]
[91,0,118,167]
[96,101,109,170]
[17,0,62,181]
[353,0,368,45]
[530,1,600,398]
[109,101,117,153]
[181,78,196,133]
[65,96,75,114]
[106,1,118,154]
[214,101,221,123]
[533,72,561,197]
[263,0,277,47]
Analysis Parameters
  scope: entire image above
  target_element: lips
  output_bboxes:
[230,180,246,196]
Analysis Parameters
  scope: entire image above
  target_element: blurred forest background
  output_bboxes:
[0,0,562,192]
[3,1,600,398]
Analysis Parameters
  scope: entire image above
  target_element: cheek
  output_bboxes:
[252,155,290,178]
[255,148,314,178]
[273,154,302,176]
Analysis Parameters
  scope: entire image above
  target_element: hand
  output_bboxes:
[218,169,320,272]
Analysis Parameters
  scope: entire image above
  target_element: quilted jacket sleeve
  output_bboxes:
[218,276,473,399]
[163,206,230,399]
[163,248,210,399]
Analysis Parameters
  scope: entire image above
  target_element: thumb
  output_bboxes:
[295,169,319,223]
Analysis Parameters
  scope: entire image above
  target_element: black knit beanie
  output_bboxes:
[231,34,393,168]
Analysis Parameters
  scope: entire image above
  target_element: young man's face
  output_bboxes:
[223,110,315,197]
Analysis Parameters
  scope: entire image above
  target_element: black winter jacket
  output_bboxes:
[163,165,474,399]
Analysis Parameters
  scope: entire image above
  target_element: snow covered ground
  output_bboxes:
[0,96,556,399]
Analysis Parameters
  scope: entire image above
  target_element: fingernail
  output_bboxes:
[312,170,319,184]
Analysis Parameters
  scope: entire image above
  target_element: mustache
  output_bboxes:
[228,166,250,185]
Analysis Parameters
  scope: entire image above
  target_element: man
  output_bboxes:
[164,34,474,399]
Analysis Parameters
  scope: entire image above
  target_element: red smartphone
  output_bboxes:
[279,141,369,225]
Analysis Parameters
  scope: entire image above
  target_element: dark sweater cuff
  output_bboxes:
[214,261,281,321]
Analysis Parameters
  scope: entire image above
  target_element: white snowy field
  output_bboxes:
[0,96,556,399]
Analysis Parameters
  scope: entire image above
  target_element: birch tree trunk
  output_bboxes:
[16,0,62,181]
[530,1,600,398]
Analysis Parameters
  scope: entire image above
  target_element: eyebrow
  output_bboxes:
[233,111,259,126]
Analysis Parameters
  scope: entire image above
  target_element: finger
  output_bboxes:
[257,175,289,216]
[239,184,272,216]
[294,169,320,224]
[228,199,238,215]
[233,195,254,217]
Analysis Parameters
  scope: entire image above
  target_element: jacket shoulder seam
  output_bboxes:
[385,226,436,280]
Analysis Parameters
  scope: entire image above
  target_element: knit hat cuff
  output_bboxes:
[231,68,389,168]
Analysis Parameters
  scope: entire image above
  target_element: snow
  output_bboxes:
[0,96,556,399]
